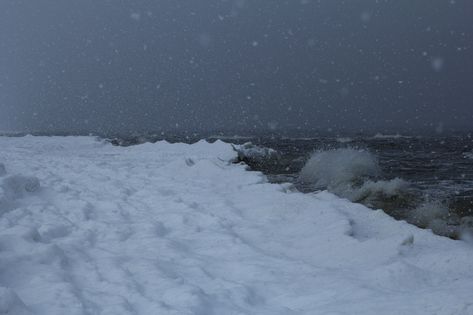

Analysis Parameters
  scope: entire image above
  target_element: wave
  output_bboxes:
[336,137,353,143]
[208,135,254,140]
[406,200,473,238]
[299,148,381,192]
[463,151,473,159]
[372,133,412,139]
[297,148,473,239]
[298,148,413,213]
[281,137,318,141]
[354,178,410,203]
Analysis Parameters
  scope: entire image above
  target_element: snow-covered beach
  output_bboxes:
[1,136,473,315]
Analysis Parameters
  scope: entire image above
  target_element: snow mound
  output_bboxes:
[0,136,473,314]
[233,142,280,169]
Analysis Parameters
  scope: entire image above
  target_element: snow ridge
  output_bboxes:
[0,136,473,315]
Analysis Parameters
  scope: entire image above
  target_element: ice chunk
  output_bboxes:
[235,142,279,160]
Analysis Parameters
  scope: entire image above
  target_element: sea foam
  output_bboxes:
[299,148,411,208]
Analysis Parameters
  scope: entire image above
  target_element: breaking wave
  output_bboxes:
[299,148,380,191]
[336,137,353,143]
[298,148,412,211]
[406,199,473,238]
[372,133,412,139]
[298,148,473,239]
[298,148,411,202]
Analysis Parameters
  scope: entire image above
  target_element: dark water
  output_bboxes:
[109,133,473,238]
[240,135,473,196]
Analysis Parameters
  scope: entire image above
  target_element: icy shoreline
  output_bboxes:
[1,136,473,315]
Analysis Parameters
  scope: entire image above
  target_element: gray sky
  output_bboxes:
[1,0,472,135]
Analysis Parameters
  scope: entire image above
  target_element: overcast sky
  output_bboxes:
[1,0,472,135]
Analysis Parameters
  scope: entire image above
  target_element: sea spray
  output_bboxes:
[298,148,415,218]
[299,148,381,191]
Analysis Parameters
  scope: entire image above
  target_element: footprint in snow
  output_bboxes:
[0,163,6,177]
[154,221,170,237]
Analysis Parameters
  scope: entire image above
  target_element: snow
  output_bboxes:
[1,136,473,315]
[234,142,279,161]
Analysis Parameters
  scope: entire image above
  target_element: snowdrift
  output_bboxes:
[0,136,473,315]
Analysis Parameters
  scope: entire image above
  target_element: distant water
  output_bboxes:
[237,135,473,194]
[110,133,473,238]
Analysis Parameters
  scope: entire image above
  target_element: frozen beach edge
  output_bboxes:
[1,136,473,315]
